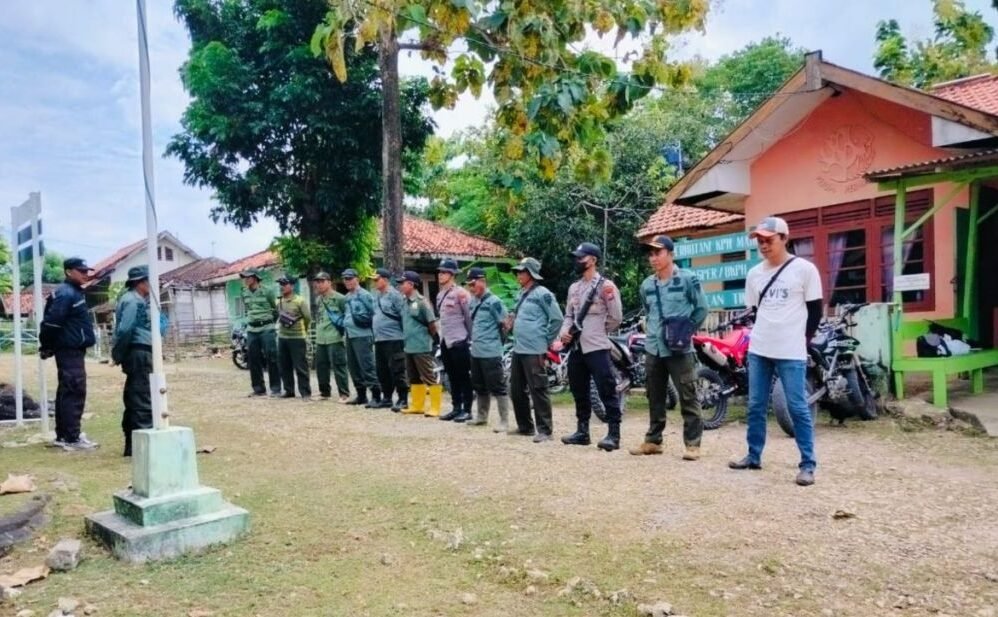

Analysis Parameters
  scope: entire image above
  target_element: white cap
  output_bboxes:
[749,216,790,239]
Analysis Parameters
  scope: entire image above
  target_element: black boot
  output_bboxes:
[365,387,383,408]
[346,388,367,405]
[597,423,620,451]
[439,406,462,421]
[123,433,132,458]
[391,390,408,413]
[375,387,395,408]
[561,420,591,445]
[452,404,473,423]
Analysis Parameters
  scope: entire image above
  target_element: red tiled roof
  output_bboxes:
[161,257,229,286]
[89,238,145,279]
[1,285,57,316]
[384,216,507,258]
[209,249,280,281]
[637,203,744,240]
[932,74,998,115]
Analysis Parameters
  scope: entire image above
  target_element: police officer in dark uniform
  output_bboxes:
[112,266,154,457]
[40,257,98,451]
[559,242,624,451]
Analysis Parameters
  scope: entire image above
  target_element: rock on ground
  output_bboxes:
[46,539,82,571]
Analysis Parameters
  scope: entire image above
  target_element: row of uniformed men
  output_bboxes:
[238,233,710,456]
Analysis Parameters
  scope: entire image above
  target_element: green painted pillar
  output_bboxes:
[893,182,907,320]
[964,181,981,339]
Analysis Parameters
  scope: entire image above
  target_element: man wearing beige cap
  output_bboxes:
[729,216,823,486]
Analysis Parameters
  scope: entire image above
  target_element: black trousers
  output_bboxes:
[470,356,507,396]
[645,353,702,446]
[247,329,281,395]
[509,352,551,435]
[122,348,154,436]
[375,340,407,399]
[568,347,621,425]
[440,339,473,412]
[278,338,311,397]
[55,348,87,442]
[346,335,378,390]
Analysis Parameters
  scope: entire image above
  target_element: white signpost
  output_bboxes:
[893,273,931,292]
[7,192,48,434]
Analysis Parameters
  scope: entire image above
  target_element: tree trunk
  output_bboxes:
[378,26,404,275]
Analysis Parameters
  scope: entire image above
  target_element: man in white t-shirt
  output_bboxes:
[729,216,823,486]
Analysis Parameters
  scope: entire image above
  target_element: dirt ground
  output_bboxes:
[1,355,997,617]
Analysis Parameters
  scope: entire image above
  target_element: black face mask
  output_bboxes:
[573,259,589,275]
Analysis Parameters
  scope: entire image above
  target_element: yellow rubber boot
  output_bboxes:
[425,384,443,417]
[402,385,427,414]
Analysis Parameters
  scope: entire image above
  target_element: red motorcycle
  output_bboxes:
[693,310,754,429]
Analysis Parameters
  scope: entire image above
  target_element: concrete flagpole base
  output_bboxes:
[85,426,249,563]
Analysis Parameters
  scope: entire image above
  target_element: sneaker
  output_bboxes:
[338,395,351,404]
[682,446,701,461]
[248,391,267,398]
[627,442,664,456]
[795,469,815,486]
[532,432,552,443]
[64,434,99,451]
[51,437,69,448]
[728,456,762,470]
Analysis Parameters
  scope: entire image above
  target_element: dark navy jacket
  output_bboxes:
[40,280,96,350]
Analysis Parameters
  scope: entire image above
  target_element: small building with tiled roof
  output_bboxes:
[159,257,231,338]
[0,284,58,318]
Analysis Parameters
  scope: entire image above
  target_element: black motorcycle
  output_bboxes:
[772,303,880,437]
[231,326,249,370]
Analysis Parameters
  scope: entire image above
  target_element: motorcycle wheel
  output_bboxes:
[771,377,818,438]
[591,365,628,423]
[232,349,248,370]
[548,364,568,394]
[697,367,729,430]
[845,368,878,420]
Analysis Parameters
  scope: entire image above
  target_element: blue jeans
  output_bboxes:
[746,353,816,471]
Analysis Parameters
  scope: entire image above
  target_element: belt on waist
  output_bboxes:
[131,344,153,351]
[248,319,272,328]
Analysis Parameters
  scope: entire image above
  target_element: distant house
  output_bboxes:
[0,284,58,319]
[161,257,230,339]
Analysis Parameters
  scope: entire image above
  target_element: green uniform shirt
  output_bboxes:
[469,291,507,359]
[278,295,310,339]
[511,284,563,355]
[402,291,437,354]
[314,290,346,345]
[112,290,151,361]
[241,285,278,333]
[640,267,708,358]
[344,287,375,339]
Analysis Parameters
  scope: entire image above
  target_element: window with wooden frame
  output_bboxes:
[771,189,935,311]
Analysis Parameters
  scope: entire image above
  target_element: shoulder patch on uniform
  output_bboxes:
[602,284,616,300]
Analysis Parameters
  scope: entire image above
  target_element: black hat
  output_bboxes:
[63,257,92,272]
[643,235,675,251]
[312,271,331,281]
[465,267,486,283]
[437,258,459,274]
[370,267,392,280]
[341,268,358,280]
[239,267,261,279]
[395,271,421,285]
[571,242,602,260]
[277,276,294,285]
[126,265,149,284]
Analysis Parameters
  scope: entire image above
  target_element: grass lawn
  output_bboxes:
[1,354,996,617]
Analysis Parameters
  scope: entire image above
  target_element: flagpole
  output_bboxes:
[136,0,168,429]
[10,210,23,427]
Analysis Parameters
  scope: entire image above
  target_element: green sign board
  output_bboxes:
[674,231,752,259]
[705,290,746,309]
[689,259,759,283]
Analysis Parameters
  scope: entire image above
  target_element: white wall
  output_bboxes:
[108,239,198,284]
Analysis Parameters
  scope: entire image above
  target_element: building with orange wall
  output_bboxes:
[640,52,998,346]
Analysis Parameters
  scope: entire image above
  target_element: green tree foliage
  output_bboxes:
[875,0,997,88]
[0,237,12,295]
[18,251,66,287]
[418,37,805,308]
[168,0,434,273]
[315,0,708,184]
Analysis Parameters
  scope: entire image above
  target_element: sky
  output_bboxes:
[0,0,995,266]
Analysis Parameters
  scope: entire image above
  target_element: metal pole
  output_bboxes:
[10,208,23,427]
[30,193,48,435]
[136,0,169,429]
